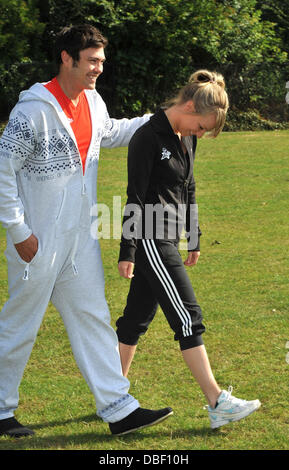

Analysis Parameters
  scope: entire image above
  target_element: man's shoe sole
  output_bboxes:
[112,410,174,436]
[0,428,35,438]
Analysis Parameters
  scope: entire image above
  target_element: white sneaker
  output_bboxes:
[207,386,261,429]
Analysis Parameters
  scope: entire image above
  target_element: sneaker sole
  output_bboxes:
[210,400,261,429]
[112,410,174,436]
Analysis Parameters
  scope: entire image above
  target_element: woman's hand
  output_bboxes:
[184,251,200,267]
[118,261,135,279]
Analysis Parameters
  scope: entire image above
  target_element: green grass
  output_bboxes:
[0,130,288,450]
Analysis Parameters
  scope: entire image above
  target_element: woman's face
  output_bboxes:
[179,110,216,138]
[175,100,217,138]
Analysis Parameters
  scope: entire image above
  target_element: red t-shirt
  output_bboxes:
[44,77,92,172]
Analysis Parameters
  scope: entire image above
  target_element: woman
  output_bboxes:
[116,70,261,429]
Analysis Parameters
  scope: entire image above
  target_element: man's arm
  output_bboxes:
[101,111,152,149]
[0,111,35,246]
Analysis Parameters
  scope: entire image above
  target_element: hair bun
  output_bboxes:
[197,73,211,83]
[190,70,225,89]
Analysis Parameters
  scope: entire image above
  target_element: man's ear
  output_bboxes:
[60,50,72,67]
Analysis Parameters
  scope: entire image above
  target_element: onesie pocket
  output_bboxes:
[55,184,83,238]
[5,239,43,283]
[12,242,42,266]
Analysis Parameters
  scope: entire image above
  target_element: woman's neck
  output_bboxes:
[164,106,179,134]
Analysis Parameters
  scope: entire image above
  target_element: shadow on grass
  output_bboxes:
[30,413,101,430]
[0,413,220,450]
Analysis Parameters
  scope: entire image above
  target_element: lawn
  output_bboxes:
[0,130,288,451]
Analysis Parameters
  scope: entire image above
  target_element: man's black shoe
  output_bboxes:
[0,417,35,438]
[109,407,173,436]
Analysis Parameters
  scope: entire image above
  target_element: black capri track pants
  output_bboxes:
[116,239,205,351]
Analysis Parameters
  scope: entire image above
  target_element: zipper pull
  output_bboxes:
[82,182,86,195]
[22,264,30,281]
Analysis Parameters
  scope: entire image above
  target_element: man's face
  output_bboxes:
[67,47,106,91]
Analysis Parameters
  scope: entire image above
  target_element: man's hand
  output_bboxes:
[118,261,135,279]
[14,234,39,263]
[184,251,200,267]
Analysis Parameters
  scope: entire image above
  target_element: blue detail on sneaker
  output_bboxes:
[207,386,261,429]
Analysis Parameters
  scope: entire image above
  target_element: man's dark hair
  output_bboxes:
[54,24,108,67]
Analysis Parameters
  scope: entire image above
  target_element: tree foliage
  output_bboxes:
[0,0,288,126]
[256,0,289,54]
[0,0,45,115]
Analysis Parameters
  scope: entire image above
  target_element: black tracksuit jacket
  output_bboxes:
[119,109,201,263]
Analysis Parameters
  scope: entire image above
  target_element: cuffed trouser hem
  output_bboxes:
[97,394,140,423]
[0,410,15,420]
[116,331,139,346]
[179,334,204,351]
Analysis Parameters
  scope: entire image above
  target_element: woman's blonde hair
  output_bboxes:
[166,69,229,137]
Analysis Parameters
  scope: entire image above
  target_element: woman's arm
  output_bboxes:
[118,127,156,265]
[185,176,202,252]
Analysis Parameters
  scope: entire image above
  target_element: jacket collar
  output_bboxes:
[150,108,197,181]
[150,108,176,137]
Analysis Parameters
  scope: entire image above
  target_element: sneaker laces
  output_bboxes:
[227,385,233,399]
[223,386,247,406]
[203,385,243,410]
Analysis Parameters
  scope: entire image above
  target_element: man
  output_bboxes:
[0,24,172,438]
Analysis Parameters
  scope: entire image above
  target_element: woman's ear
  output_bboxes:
[184,100,196,113]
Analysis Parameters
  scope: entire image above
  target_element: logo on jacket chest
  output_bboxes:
[161,147,171,160]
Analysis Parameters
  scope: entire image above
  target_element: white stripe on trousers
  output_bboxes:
[142,239,193,337]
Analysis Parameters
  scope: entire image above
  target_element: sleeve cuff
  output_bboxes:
[118,243,137,264]
[7,222,32,244]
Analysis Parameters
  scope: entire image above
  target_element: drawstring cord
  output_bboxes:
[23,233,80,279]
[71,181,86,275]
[71,232,80,276]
